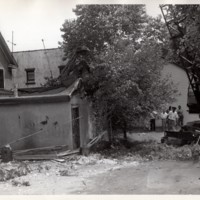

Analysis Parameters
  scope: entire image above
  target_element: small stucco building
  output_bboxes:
[0,33,93,151]
[0,79,93,150]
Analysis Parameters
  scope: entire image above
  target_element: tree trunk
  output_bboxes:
[123,129,127,140]
[107,118,113,145]
[123,121,127,140]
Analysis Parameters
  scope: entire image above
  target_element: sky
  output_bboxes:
[0,0,191,52]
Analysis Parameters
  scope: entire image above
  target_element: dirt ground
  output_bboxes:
[0,131,200,195]
[78,160,200,194]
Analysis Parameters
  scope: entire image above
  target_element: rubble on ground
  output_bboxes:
[0,153,130,183]
[0,134,200,185]
[11,180,30,187]
[0,162,31,181]
[97,139,200,161]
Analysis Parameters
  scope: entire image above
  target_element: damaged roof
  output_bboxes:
[18,78,81,97]
[0,79,82,105]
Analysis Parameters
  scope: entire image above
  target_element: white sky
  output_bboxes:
[0,0,194,52]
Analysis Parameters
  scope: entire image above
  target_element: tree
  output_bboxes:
[59,5,178,142]
[163,5,200,65]
[161,5,200,109]
[83,38,177,139]
[60,5,146,58]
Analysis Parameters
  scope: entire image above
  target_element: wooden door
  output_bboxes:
[71,106,80,149]
[0,69,4,88]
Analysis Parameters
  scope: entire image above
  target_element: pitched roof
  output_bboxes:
[0,32,18,67]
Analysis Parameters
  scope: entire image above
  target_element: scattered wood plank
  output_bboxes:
[13,154,58,160]
[52,159,66,163]
[58,149,80,157]
[195,135,200,145]
[80,131,106,156]
[13,148,80,161]
[86,131,106,148]
[14,145,69,155]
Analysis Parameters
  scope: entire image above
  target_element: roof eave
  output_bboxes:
[0,32,18,67]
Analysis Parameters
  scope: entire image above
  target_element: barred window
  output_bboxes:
[25,68,35,84]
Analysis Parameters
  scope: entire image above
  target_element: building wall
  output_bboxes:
[159,63,199,125]
[13,48,66,88]
[0,62,14,90]
[0,95,91,150]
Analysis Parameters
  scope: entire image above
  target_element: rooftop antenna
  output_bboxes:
[7,31,16,53]
[41,38,53,78]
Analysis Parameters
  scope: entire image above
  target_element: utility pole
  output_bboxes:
[7,31,16,53]
[41,39,46,52]
[12,31,14,53]
[42,39,53,78]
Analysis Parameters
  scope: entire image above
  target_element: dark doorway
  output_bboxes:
[71,106,80,149]
[0,69,4,88]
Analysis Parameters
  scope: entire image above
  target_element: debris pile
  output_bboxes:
[0,135,199,187]
[59,169,73,176]
[97,139,200,161]
[69,154,102,165]
[0,162,31,181]
[11,180,30,187]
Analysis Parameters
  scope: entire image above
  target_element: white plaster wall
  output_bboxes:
[0,101,73,150]
[161,63,199,125]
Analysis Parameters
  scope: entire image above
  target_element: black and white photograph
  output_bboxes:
[0,0,200,197]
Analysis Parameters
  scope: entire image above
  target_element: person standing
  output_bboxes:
[150,111,157,131]
[160,110,168,131]
[168,107,179,131]
[166,106,172,131]
[177,105,184,127]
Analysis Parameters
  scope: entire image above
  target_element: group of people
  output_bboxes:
[150,105,184,131]
[160,105,184,131]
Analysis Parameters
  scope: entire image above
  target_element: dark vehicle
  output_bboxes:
[161,121,200,145]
